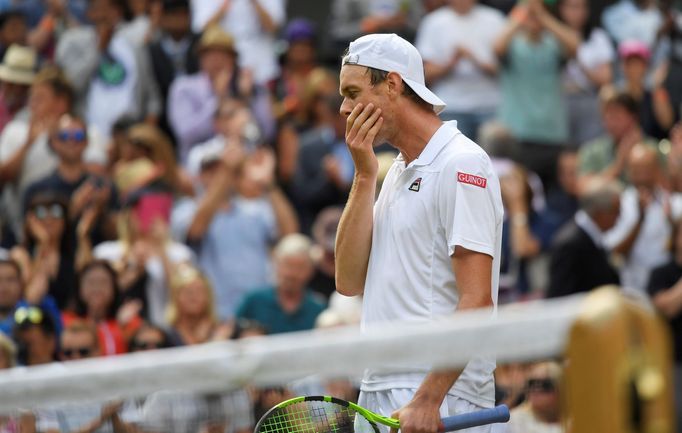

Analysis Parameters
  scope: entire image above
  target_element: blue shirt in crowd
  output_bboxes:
[235,287,326,334]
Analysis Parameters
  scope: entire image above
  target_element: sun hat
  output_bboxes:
[0,44,37,85]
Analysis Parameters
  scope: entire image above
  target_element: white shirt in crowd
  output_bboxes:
[361,121,504,408]
[93,241,195,327]
[0,119,108,239]
[604,187,682,293]
[415,5,506,114]
[562,28,615,93]
[190,0,286,84]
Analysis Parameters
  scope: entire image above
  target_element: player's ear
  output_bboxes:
[385,72,403,99]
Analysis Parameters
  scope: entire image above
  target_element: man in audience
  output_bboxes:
[547,180,621,298]
[578,89,657,189]
[0,66,107,240]
[236,234,325,334]
[23,114,118,244]
[12,305,58,365]
[0,44,34,133]
[507,361,563,433]
[171,141,299,320]
[56,0,161,136]
[190,0,285,85]
[604,144,682,293]
[147,0,199,144]
[416,0,506,140]
[167,25,273,163]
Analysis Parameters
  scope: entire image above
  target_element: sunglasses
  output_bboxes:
[62,347,92,358]
[527,378,557,393]
[14,306,43,325]
[57,129,87,143]
[32,204,64,220]
[132,341,165,350]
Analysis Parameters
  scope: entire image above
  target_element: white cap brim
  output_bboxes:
[403,77,446,115]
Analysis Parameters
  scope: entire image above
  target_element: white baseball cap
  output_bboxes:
[342,33,446,114]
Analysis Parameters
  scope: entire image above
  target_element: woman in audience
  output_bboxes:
[62,260,142,356]
[166,263,231,346]
[557,0,614,145]
[11,191,77,311]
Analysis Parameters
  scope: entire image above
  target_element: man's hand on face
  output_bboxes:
[345,103,383,180]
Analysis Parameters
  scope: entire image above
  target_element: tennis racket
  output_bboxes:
[255,395,510,433]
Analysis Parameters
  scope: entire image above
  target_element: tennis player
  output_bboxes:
[335,34,504,433]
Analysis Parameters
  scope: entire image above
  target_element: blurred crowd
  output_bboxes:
[0,0,680,431]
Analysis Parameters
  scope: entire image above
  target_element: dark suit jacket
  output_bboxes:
[547,221,620,298]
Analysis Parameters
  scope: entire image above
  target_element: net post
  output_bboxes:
[564,286,675,433]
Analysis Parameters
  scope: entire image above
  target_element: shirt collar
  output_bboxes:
[574,210,605,248]
[397,121,459,168]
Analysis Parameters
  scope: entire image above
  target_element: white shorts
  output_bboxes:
[357,389,507,433]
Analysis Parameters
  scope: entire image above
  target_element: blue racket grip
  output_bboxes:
[438,405,510,432]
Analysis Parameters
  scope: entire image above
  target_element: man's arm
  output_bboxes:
[391,247,493,433]
[335,103,383,296]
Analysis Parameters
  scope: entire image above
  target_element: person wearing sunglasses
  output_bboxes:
[23,113,119,247]
[507,361,563,433]
[12,305,59,366]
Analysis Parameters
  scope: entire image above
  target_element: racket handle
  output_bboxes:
[438,405,510,432]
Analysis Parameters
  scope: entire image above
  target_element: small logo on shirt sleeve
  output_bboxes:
[408,177,422,192]
[457,172,487,188]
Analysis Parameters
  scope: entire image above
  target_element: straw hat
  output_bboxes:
[0,45,37,85]
[198,25,236,55]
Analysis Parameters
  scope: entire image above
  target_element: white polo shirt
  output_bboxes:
[361,121,504,407]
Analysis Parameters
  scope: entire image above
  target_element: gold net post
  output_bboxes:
[564,287,675,433]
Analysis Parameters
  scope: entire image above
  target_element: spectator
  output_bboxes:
[329,0,423,53]
[500,165,561,297]
[236,234,326,334]
[558,0,614,145]
[56,0,161,137]
[546,150,580,228]
[59,320,101,361]
[416,0,506,140]
[0,10,27,60]
[656,3,682,128]
[185,98,261,177]
[493,0,580,188]
[288,93,353,232]
[272,19,319,122]
[308,206,343,300]
[63,260,142,356]
[23,114,119,246]
[11,192,78,310]
[603,144,682,293]
[0,66,108,241]
[92,187,194,327]
[0,258,62,338]
[646,218,682,432]
[128,322,172,351]
[0,44,34,134]
[190,0,285,85]
[617,40,675,140]
[35,321,134,433]
[0,329,15,368]
[171,141,298,320]
[147,0,199,144]
[118,122,194,196]
[165,263,231,345]
[507,361,563,433]
[167,25,273,163]
[578,89,658,189]
[602,0,663,48]
[12,305,58,365]
[547,180,621,298]
[27,0,81,61]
